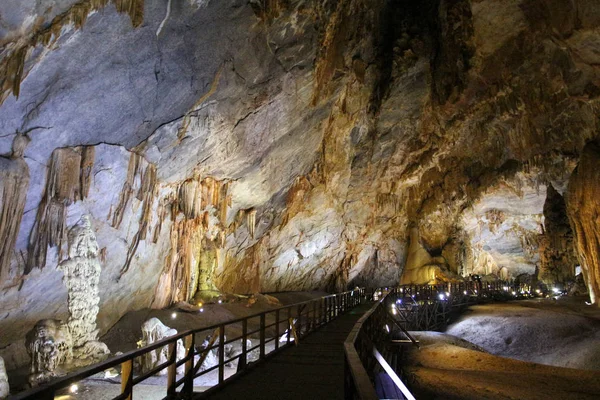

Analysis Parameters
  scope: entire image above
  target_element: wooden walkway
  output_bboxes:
[199,303,373,400]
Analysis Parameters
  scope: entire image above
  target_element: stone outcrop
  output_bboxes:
[139,318,185,375]
[25,319,73,386]
[567,142,600,305]
[0,356,8,399]
[539,185,577,286]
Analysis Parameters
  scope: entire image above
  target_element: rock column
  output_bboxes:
[58,215,109,359]
[566,142,600,305]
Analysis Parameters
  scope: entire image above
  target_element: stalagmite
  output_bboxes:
[58,215,109,360]
[139,318,185,375]
[25,319,73,387]
[539,185,577,285]
[0,133,30,282]
[0,356,8,399]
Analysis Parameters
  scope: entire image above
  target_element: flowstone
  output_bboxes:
[25,319,73,387]
[0,356,8,399]
[58,215,109,361]
[139,318,185,375]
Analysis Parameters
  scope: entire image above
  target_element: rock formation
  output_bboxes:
[0,133,30,282]
[0,356,8,399]
[539,185,577,286]
[139,318,185,375]
[58,215,109,361]
[401,228,451,285]
[25,319,73,386]
[567,142,600,305]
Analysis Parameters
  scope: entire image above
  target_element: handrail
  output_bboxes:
[345,281,522,399]
[343,292,386,400]
[10,288,366,400]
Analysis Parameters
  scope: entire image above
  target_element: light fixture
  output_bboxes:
[218,299,222,304]
[438,294,445,300]
[199,308,204,313]
[171,312,177,319]
[70,384,79,393]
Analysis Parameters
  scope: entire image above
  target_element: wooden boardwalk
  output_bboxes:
[199,303,373,400]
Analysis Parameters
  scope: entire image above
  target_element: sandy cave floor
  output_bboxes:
[404,296,600,400]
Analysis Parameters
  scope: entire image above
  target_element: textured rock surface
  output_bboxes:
[567,142,600,305]
[0,356,7,399]
[1,0,600,371]
[139,317,184,375]
[25,319,72,386]
[58,215,109,361]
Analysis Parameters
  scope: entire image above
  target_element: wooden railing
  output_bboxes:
[10,288,366,400]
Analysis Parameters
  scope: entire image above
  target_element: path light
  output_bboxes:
[384,324,390,333]
[438,293,445,301]
[218,299,222,304]
[199,308,204,313]
[445,292,450,297]
[171,312,177,319]
[552,287,560,294]
[197,302,203,307]
[70,384,79,394]
[463,290,467,295]
[512,291,516,296]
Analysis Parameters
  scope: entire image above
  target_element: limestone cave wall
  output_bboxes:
[1,0,600,369]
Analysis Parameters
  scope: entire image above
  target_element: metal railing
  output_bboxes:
[345,282,521,399]
[11,288,366,400]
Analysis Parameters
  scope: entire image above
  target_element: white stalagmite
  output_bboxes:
[58,215,109,360]
[25,319,73,387]
[139,318,185,375]
[0,356,8,399]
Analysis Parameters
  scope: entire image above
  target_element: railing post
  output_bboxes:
[240,319,248,370]
[296,304,303,338]
[218,325,225,384]
[287,307,292,344]
[167,341,177,395]
[275,309,280,350]
[121,359,133,400]
[183,333,195,397]
[260,313,266,359]
[312,300,317,331]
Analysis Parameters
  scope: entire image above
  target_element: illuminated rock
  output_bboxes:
[139,318,185,375]
[0,356,8,399]
[25,319,73,387]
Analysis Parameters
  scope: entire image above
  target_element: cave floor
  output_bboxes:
[404,297,600,400]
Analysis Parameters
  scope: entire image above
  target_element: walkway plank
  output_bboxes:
[200,305,372,400]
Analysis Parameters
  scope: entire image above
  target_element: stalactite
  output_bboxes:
[247,209,257,239]
[79,147,95,200]
[0,134,31,282]
[152,176,230,307]
[118,154,157,278]
[27,146,94,274]
[111,153,143,229]
[0,0,145,105]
